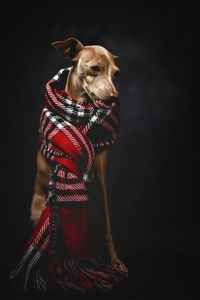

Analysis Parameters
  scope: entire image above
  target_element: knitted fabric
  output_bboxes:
[9,68,127,294]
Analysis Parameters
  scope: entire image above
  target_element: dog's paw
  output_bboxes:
[111,257,128,274]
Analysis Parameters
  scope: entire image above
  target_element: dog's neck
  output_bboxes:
[65,67,88,104]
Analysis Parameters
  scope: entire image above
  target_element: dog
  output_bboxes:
[30,38,128,274]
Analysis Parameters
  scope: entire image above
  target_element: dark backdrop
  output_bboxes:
[1,2,199,299]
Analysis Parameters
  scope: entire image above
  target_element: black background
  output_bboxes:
[1,1,199,299]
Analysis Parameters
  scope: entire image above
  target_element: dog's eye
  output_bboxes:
[91,65,100,72]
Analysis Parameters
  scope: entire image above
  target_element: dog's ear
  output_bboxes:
[112,55,119,61]
[52,38,84,61]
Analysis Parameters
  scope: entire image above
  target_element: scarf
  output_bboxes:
[9,68,127,294]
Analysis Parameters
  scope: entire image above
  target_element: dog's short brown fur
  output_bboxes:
[30,38,128,273]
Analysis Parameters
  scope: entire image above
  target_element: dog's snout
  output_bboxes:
[106,91,119,101]
[110,91,118,99]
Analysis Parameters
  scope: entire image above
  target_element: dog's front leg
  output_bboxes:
[95,151,128,273]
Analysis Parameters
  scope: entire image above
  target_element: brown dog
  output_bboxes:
[30,38,128,274]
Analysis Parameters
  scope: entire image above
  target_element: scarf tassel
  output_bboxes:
[9,247,127,294]
[9,244,52,292]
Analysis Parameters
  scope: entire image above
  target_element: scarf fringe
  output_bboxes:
[9,244,127,294]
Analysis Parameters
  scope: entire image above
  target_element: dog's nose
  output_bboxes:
[107,91,119,102]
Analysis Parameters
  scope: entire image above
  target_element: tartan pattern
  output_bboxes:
[44,67,120,152]
[39,107,95,183]
[9,68,127,294]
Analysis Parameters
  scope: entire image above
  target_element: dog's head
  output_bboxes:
[52,38,120,109]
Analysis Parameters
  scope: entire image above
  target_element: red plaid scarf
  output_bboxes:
[9,68,127,294]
